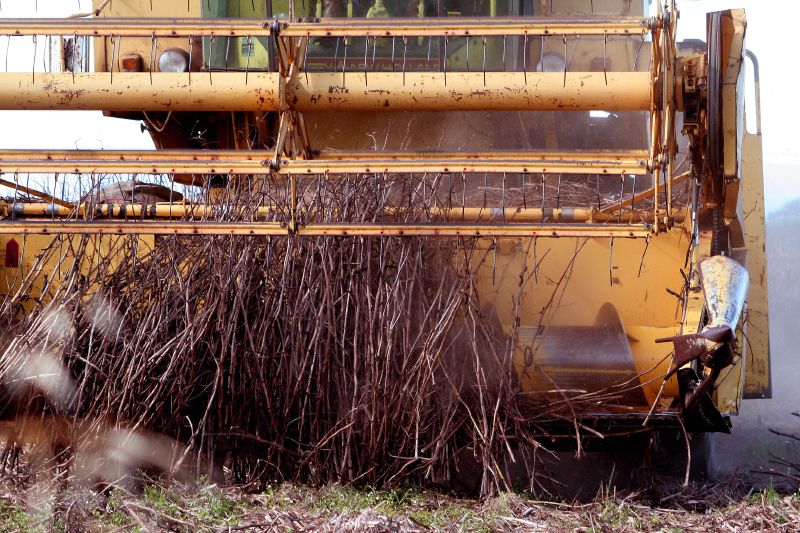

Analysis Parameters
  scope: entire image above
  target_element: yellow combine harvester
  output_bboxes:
[0,0,769,471]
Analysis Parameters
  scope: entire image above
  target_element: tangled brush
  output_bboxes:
[0,174,562,499]
[0,167,681,498]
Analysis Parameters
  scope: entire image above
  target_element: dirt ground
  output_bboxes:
[1,477,798,532]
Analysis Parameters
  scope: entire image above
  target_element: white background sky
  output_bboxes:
[0,1,156,155]
[0,0,797,212]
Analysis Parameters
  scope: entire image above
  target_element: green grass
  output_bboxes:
[0,501,51,533]
[191,483,248,526]
[409,502,490,532]
[253,483,494,531]
[140,482,248,531]
[749,484,782,505]
[91,493,131,530]
[6,477,798,531]
[141,483,183,517]
[597,500,644,530]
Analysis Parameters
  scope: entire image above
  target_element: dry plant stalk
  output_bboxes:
[0,171,679,498]
[0,175,540,498]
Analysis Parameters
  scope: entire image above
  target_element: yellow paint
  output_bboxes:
[93,0,203,73]
[468,226,691,409]
[740,128,770,398]
[44,1,765,419]
[0,233,154,315]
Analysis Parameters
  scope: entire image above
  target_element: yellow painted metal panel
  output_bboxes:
[470,226,692,408]
[0,233,154,315]
[0,73,281,112]
[290,71,652,111]
[0,71,652,112]
[740,130,771,399]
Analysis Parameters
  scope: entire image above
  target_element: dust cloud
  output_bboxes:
[713,199,800,487]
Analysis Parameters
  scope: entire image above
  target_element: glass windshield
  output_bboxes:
[203,1,272,70]
[202,0,644,71]
[200,0,650,156]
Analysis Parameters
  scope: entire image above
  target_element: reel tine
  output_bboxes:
[447,172,452,210]
[609,237,614,286]
[423,172,428,220]
[108,34,114,83]
[466,35,469,72]
[596,174,601,210]
[541,173,545,216]
[363,36,369,86]
[188,35,193,85]
[342,36,348,86]
[11,173,18,218]
[461,172,465,221]
[523,33,527,84]
[501,171,506,221]
[149,34,156,84]
[408,172,413,210]
[402,36,407,86]
[209,36,214,85]
[502,35,506,72]
[556,173,561,209]
[492,237,497,286]
[225,36,231,71]
[482,36,486,86]
[334,36,340,71]
[443,35,447,85]
[245,35,252,84]
[482,172,487,210]
[566,34,580,87]
[634,32,646,70]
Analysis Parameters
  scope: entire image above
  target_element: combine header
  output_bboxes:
[0,0,770,487]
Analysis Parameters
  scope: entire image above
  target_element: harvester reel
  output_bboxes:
[0,3,766,464]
